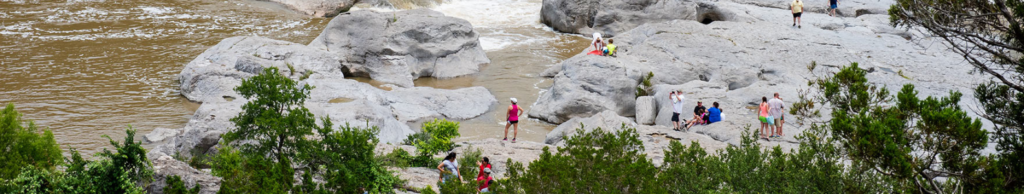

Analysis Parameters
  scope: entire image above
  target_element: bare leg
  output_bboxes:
[760,123,768,138]
[503,123,511,139]
[779,120,785,136]
[513,123,519,140]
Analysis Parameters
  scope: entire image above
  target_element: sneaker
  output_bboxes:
[793,23,796,26]
[503,138,508,141]
[798,25,801,29]
[512,138,517,143]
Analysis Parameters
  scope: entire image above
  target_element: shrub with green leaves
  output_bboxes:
[414,119,461,155]
[813,63,989,193]
[501,124,660,194]
[0,103,63,180]
[213,67,403,193]
[164,175,200,194]
[1,126,154,194]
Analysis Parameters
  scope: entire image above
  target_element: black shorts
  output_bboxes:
[671,113,680,122]
[793,12,802,17]
[508,120,518,124]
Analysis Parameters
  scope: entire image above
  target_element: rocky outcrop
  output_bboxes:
[145,127,183,143]
[535,2,986,156]
[308,9,489,87]
[270,0,359,17]
[146,153,221,194]
[540,0,697,36]
[178,36,344,103]
[635,96,657,125]
[545,110,637,145]
[528,56,640,124]
[163,29,494,157]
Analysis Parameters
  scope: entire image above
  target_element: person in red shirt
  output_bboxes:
[477,167,494,192]
[476,157,491,179]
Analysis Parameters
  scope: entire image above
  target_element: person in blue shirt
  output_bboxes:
[708,102,723,123]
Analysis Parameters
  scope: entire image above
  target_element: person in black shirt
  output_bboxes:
[684,101,707,130]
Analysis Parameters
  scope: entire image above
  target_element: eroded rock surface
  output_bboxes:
[146,153,222,194]
[540,0,698,36]
[308,9,489,87]
[269,0,359,17]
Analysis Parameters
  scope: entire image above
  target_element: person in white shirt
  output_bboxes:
[671,91,685,131]
[768,93,786,137]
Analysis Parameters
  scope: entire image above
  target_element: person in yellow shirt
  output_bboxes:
[791,0,803,28]
[603,39,617,56]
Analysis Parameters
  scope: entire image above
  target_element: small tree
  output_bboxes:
[815,63,989,193]
[890,0,1024,190]
[224,67,317,162]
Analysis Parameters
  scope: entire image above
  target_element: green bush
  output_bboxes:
[1,127,154,194]
[213,67,404,193]
[414,119,461,155]
[164,175,200,194]
[492,123,887,193]
[0,103,63,180]
[501,124,660,194]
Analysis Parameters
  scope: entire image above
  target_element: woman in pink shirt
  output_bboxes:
[504,98,524,143]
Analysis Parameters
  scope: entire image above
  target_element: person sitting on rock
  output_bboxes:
[603,39,617,56]
[684,101,708,130]
[708,102,722,123]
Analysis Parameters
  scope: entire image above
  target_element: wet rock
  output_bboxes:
[545,110,637,145]
[540,0,698,36]
[146,153,221,194]
[529,56,639,124]
[308,9,489,87]
[269,0,358,17]
[145,127,182,143]
[635,96,657,125]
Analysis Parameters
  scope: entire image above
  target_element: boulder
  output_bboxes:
[308,9,489,87]
[635,96,657,125]
[151,100,241,157]
[545,110,637,145]
[178,36,343,103]
[269,0,359,17]
[146,153,221,194]
[145,128,182,143]
[540,0,698,36]
[529,56,639,124]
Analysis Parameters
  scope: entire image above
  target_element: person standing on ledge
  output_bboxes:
[791,0,804,28]
[829,0,839,17]
[769,93,786,137]
[671,91,685,131]
[504,98,524,143]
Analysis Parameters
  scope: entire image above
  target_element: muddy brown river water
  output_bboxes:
[1,0,585,156]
